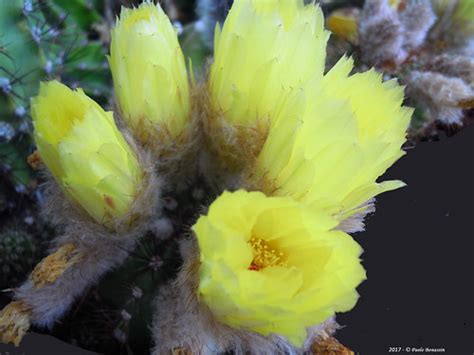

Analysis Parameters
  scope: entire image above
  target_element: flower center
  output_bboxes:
[248,238,287,271]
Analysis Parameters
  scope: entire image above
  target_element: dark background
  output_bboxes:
[1,126,473,354]
[338,125,474,354]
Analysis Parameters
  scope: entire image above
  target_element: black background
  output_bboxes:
[338,125,474,354]
[1,125,473,354]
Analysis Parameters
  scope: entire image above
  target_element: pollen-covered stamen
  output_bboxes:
[248,237,287,271]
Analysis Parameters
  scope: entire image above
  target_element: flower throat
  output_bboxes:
[248,237,287,271]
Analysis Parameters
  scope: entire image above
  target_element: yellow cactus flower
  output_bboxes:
[252,56,412,222]
[193,190,365,347]
[326,8,360,43]
[207,0,330,168]
[389,0,402,8]
[431,0,474,34]
[31,81,142,226]
[109,2,190,145]
[452,0,474,34]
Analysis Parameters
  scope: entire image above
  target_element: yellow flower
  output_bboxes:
[206,0,329,167]
[431,0,474,32]
[450,0,474,35]
[389,0,402,8]
[109,2,190,144]
[207,0,411,218]
[31,81,142,226]
[326,8,359,43]
[251,53,412,222]
[193,190,366,347]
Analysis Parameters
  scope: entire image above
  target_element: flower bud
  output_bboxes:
[32,81,142,226]
[109,2,190,146]
[326,8,360,44]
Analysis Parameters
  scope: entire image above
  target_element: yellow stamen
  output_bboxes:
[248,238,286,270]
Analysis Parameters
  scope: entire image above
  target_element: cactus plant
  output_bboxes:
[0,2,413,354]
[0,229,38,290]
[0,1,111,346]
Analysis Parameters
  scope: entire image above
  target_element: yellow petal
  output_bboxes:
[209,0,329,127]
[253,56,412,221]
